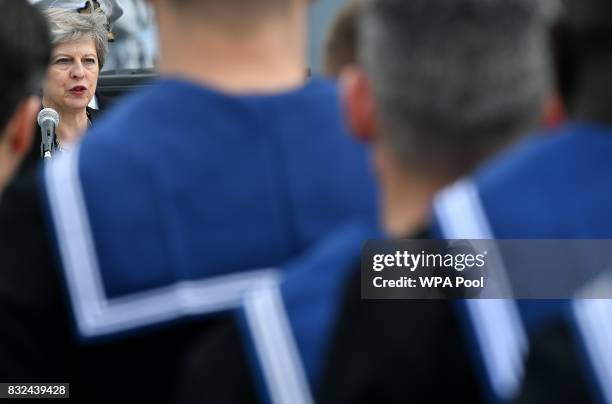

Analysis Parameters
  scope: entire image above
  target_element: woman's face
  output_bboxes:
[43,37,99,112]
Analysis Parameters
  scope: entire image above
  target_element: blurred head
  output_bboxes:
[150,0,310,91]
[323,0,360,77]
[344,0,552,181]
[552,0,612,123]
[154,0,300,31]
[42,8,107,113]
[0,0,51,192]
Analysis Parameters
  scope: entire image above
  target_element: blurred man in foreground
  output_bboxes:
[429,0,612,400]
[173,1,553,403]
[0,0,376,402]
[505,0,612,402]
[0,0,50,194]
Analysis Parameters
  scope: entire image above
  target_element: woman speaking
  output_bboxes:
[4,2,115,193]
[40,6,108,151]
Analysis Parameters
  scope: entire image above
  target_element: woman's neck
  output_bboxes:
[42,99,89,145]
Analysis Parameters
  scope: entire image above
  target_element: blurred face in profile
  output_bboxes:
[43,37,99,112]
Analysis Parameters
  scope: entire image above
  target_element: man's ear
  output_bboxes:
[3,96,38,156]
[340,66,378,143]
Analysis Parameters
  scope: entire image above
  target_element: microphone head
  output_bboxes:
[37,108,59,127]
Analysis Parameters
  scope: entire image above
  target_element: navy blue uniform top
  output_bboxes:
[164,123,612,404]
[431,122,612,402]
[39,77,377,341]
[205,123,612,404]
[0,77,377,403]
[434,123,612,240]
[172,222,481,404]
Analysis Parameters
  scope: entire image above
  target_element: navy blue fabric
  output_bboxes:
[564,301,606,404]
[434,123,612,327]
[235,221,379,404]
[477,123,612,327]
[452,301,498,403]
[60,77,376,299]
[475,123,612,240]
[429,123,612,403]
[234,308,275,404]
[236,222,381,402]
[279,222,379,388]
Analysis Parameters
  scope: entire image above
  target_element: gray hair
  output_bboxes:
[44,8,108,68]
[359,0,553,175]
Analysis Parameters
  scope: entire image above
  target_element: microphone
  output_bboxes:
[37,108,59,159]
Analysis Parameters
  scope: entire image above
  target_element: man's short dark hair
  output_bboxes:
[0,0,51,135]
[359,0,552,176]
[552,0,612,122]
[323,0,359,77]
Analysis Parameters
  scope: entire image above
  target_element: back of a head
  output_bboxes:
[323,0,360,77]
[359,0,552,177]
[563,0,612,36]
[0,0,51,134]
[554,0,612,122]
